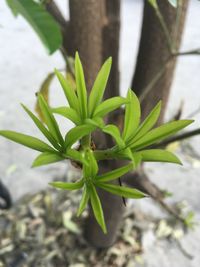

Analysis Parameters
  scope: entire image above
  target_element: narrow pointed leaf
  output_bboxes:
[0,130,54,152]
[128,101,161,144]
[52,106,81,125]
[102,125,125,148]
[54,69,79,112]
[133,149,182,165]
[75,52,87,118]
[21,104,60,150]
[49,179,84,190]
[65,124,96,149]
[32,152,64,167]
[131,120,193,150]
[95,163,134,182]
[90,184,107,233]
[7,0,62,54]
[93,97,128,118]
[38,94,64,145]
[85,117,105,128]
[88,57,112,116]
[123,89,141,141]
[77,185,90,216]
[96,182,147,199]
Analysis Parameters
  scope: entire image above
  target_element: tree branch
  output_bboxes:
[45,0,68,30]
[173,48,200,56]
[154,128,200,148]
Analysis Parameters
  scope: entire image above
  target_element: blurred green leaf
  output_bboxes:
[38,94,64,145]
[88,57,112,116]
[90,184,107,233]
[133,149,182,165]
[7,0,62,54]
[93,97,128,118]
[65,148,86,164]
[22,104,60,150]
[77,185,90,216]
[102,125,125,148]
[6,0,18,16]
[0,130,54,152]
[131,120,193,150]
[75,52,87,119]
[65,124,96,149]
[35,72,54,122]
[95,163,134,183]
[96,182,147,199]
[32,152,64,167]
[85,117,105,128]
[128,101,161,144]
[52,106,81,125]
[54,69,79,113]
[49,179,84,190]
[123,89,141,142]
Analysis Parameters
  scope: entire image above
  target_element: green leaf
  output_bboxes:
[35,72,54,122]
[93,97,128,118]
[85,117,105,128]
[75,52,87,119]
[131,120,193,150]
[21,104,60,150]
[102,125,125,148]
[6,0,18,16]
[32,152,64,167]
[54,69,79,112]
[65,124,96,149]
[88,57,112,116]
[7,0,62,54]
[128,101,161,144]
[89,184,107,233]
[49,179,84,190]
[52,106,81,125]
[96,182,147,199]
[0,130,54,152]
[77,185,90,216]
[133,149,182,165]
[168,0,177,8]
[65,149,86,164]
[38,94,64,145]
[95,163,134,183]
[83,149,98,178]
[122,89,141,141]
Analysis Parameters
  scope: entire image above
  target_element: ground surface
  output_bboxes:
[0,0,200,266]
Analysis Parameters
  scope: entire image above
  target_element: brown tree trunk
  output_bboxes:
[132,0,189,122]
[67,0,104,90]
[66,0,122,248]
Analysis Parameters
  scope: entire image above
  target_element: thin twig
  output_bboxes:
[154,128,200,148]
[173,48,200,56]
[139,59,170,102]
[153,5,174,53]
[45,0,67,30]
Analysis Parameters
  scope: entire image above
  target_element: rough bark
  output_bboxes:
[132,0,189,122]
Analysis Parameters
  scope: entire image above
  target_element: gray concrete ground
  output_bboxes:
[0,0,200,266]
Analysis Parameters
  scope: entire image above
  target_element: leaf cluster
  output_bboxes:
[0,52,193,233]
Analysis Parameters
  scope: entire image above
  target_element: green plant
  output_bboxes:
[0,52,193,233]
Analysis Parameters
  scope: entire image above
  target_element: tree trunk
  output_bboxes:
[66,0,122,248]
[132,0,189,122]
